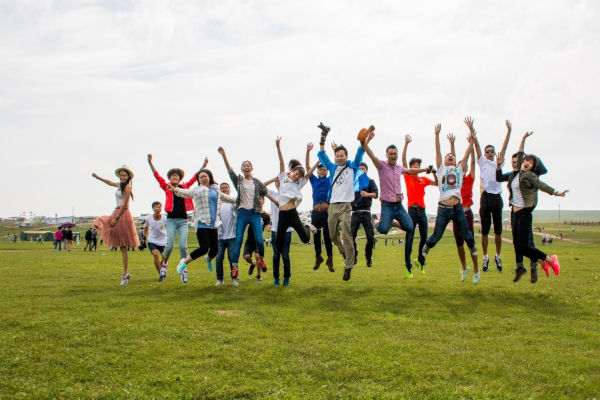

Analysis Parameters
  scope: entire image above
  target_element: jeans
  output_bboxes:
[54,240,61,251]
[405,206,428,269]
[165,218,188,259]
[426,204,475,250]
[378,202,414,267]
[311,210,333,258]
[351,212,375,261]
[511,209,538,267]
[272,230,292,279]
[216,238,236,281]
[232,209,264,266]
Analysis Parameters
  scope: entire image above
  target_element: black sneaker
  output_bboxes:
[343,268,352,281]
[513,266,527,283]
[366,258,372,268]
[482,257,490,272]
[530,266,538,284]
[248,263,255,276]
[354,253,358,266]
[494,255,503,273]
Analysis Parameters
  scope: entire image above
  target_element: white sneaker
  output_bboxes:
[461,267,470,282]
[421,244,430,258]
[305,223,318,234]
[160,266,167,279]
[473,271,480,285]
[181,269,188,284]
[215,280,224,286]
[232,279,239,287]
[121,273,130,286]
[176,258,187,274]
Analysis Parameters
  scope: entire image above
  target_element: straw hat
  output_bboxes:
[115,165,134,179]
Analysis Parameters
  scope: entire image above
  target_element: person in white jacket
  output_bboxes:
[167,169,236,284]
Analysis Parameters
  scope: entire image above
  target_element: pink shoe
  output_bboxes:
[541,262,550,277]
[549,255,560,275]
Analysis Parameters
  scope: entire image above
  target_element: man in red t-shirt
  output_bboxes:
[449,135,477,281]
[401,135,438,277]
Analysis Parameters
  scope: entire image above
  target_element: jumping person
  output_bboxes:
[421,125,479,284]
[401,134,438,278]
[168,169,236,284]
[317,129,370,281]
[351,162,378,268]
[496,132,566,283]
[267,178,294,286]
[147,154,207,277]
[306,143,335,271]
[144,201,168,281]
[361,132,432,275]
[464,118,512,273]
[92,166,140,286]
[214,182,237,286]
[218,147,278,286]
[447,134,477,282]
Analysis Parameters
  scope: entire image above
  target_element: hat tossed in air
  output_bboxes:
[357,125,376,143]
[115,165,134,179]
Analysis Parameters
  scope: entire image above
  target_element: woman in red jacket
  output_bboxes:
[147,154,207,279]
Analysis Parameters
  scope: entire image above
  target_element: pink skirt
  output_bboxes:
[93,208,140,248]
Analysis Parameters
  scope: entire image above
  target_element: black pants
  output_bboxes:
[190,228,219,261]
[511,209,538,266]
[92,239,97,250]
[276,209,310,252]
[351,212,375,261]
[512,208,547,263]
[480,192,503,236]
[311,209,333,257]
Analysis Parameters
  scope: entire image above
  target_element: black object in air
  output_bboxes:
[318,122,330,136]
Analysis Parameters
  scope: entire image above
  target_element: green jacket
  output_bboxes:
[506,152,555,209]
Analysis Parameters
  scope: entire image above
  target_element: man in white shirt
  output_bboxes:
[464,117,512,273]
[144,201,168,281]
[214,182,237,286]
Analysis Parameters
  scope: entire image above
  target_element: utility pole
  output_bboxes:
[558,204,561,231]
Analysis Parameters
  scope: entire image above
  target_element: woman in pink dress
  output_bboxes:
[92,165,140,286]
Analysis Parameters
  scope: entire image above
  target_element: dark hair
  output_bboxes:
[512,153,518,159]
[196,169,216,186]
[408,157,422,167]
[334,145,348,156]
[484,145,495,152]
[220,182,230,188]
[119,170,134,200]
[289,159,302,170]
[167,168,184,179]
[317,163,326,169]
[386,145,398,153]
[151,201,162,208]
[523,154,539,172]
[241,160,253,171]
[359,162,368,171]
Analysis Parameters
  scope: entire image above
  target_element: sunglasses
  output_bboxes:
[485,149,495,154]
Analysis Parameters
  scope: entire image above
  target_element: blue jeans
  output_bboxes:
[232,209,264,266]
[405,207,428,270]
[378,202,414,267]
[272,230,292,279]
[165,218,188,260]
[215,238,236,281]
[426,204,475,250]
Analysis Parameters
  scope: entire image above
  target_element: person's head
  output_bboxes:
[118,170,130,184]
[484,145,496,161]
[151,201,162,214]
[241,161,253,177]
[521,154,539,172]
[317,163,328,178]
[511,153,518,171]
[386,145,398,165]
[359,162,368,174]
[167,168,184,186]
[220,182,230,195]
[444,153,457,167]
[408,157,422,170]
[196,169,216,187]
[334,146,348,165]
[289,166,306,182]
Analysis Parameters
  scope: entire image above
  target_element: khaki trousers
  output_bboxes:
[327,202,355,269]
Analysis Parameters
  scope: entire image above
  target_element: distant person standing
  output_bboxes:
[54,229,62,251]
[61,226,67,250]
[65,228,74,251]
[144,201,168,281]
[91,229,98,251]
[84,228,93,251]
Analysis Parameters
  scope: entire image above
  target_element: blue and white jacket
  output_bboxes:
[317,146,370,203]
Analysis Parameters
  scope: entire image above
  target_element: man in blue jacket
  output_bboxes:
[317,130,370,281]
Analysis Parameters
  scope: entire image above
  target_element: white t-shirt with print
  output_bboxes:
[437,164,464,203]
[219,203,236,240]
[268,189,293,233]
[330,165,354,203]
[144,214,167,246]
[477,156,503,195]
[277,171,307,207]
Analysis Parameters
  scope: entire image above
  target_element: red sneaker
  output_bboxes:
[258,258,267,273]
[541,261,550,277]
[549,255,560,275]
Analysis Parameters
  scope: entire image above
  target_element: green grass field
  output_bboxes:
[1,221,599,399]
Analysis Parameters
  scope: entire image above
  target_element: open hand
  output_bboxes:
[446,133,455,143]
[405,135,412,145]
[202,157,209,169]
[506,120,512,132]
[524,131,534,138]
[276,136,282,148]
[464,117,474,130]
[331,141,337,150]
[496,152,505,165]
[307,142,314,151]
[434,124,441,135]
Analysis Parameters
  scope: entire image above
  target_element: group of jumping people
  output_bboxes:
[91,117,567,286]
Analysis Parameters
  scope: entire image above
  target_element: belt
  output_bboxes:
[381,200,401,205]
[409,205,425,210]
[438,202,460,209]
[313,203,329,212]
[353,210,371,213]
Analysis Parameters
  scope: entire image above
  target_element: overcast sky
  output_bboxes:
[1,0,597,219]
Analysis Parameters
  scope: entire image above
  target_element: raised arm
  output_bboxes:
[306,160,320,178]
[496,152,510,182]
[500,120,512,156]
[276,136,285,173]
[305,142,312,176]
[469,144,476,178]
[92,173,119,187]
[464,117,482,159]
[429,171,439,186]
[518,131,534,152]
[434,124,442,169]
[360,132,380,169]
[402,135,411,168]
[460,136,473,172]
[446,133,456,156]
[218,147,233,173]
[147,154,157,173]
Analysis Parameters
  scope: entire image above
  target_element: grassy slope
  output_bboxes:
[0,224,599,399]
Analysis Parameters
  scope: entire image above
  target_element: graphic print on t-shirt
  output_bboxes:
[441,167,461,192]
[333,167,351,186]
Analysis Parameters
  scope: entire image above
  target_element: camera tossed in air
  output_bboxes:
[318,122,330,136]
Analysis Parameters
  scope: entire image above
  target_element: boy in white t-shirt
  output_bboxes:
[421,125,480,284]
[144,201,168,281]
